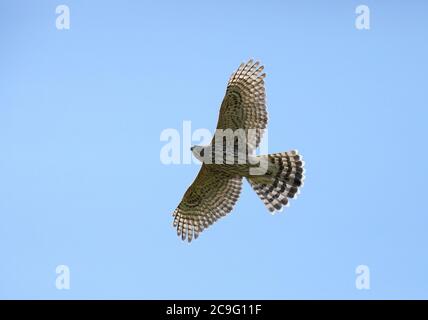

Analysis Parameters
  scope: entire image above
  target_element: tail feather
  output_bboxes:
[247,150,305,213]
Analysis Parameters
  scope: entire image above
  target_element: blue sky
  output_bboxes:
[1,0,427,299]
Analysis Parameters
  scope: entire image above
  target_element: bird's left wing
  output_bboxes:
[214,59,268,152]
[172,165,242,242]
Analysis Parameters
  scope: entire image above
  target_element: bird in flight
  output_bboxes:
[172,60,305,242]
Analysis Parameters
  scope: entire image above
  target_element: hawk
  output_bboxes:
[172,60,305,242]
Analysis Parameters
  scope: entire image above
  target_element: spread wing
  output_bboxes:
[214,59,268,152]
[172,165,242,242]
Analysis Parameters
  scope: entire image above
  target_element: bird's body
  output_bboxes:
[172,60,305,242]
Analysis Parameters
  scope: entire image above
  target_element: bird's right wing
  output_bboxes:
[172,165,242,242]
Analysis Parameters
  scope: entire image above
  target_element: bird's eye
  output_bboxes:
[200,149,205,157]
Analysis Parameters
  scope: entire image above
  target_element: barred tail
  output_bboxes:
[247,150,305,213]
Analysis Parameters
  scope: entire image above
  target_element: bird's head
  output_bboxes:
[191,145,207,162]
